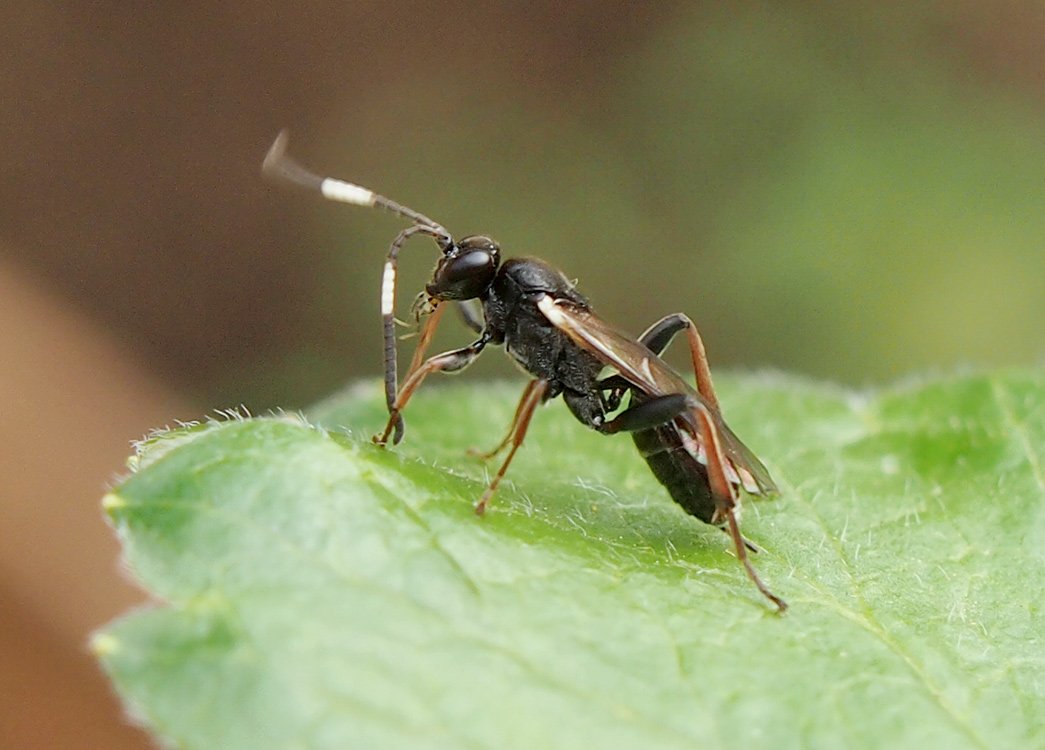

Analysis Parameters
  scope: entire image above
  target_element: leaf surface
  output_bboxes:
[96,371,1045,749]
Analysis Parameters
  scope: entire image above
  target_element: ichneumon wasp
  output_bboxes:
[263,132,787,612]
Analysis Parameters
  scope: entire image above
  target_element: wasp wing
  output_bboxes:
[536,296,777,495]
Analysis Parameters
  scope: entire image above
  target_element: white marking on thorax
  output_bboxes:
[321,178,376,207]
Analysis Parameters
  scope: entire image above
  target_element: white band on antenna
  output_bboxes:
[321,178,376,207]
[381,261,396,316]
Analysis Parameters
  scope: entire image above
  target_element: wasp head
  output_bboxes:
[425,235,500,301]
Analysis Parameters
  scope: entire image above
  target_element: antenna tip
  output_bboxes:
[260,130,324,192]
[262,129,290,177]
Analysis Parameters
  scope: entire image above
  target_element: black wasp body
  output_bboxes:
[432,249,607,427]
[264,132,787,612]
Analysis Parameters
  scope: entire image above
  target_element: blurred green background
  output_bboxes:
[1,4,1043,748]
[4,2,1042,411]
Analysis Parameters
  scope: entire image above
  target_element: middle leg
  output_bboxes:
[469,379,543,460]
[474,379,550,516]
[374,333,490,446]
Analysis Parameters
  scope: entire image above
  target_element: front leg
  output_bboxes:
[381,224,453,443]
[403,303,446,381]
[374,333,490,446]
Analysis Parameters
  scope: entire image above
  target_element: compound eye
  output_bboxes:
[426,237,500,300]
[444,249,495,285]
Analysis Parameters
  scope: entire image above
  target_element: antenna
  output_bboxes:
[263,130,456,445]
[262,130,447,235]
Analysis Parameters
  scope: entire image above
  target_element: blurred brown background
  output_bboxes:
[1,2,1042,747]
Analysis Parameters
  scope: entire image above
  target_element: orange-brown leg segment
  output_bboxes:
[468,379,543,461]
[381,225,451,444]
[474,379,550,516]
[374,335,489,446]
[638,314,721,413]
[405,302,446,380]
[690,403,788,613]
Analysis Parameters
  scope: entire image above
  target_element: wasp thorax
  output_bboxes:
[426,235,501,301]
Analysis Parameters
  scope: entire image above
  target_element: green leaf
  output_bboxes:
[95,371,1044,749]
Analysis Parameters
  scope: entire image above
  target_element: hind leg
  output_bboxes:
[636,313,721,412]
